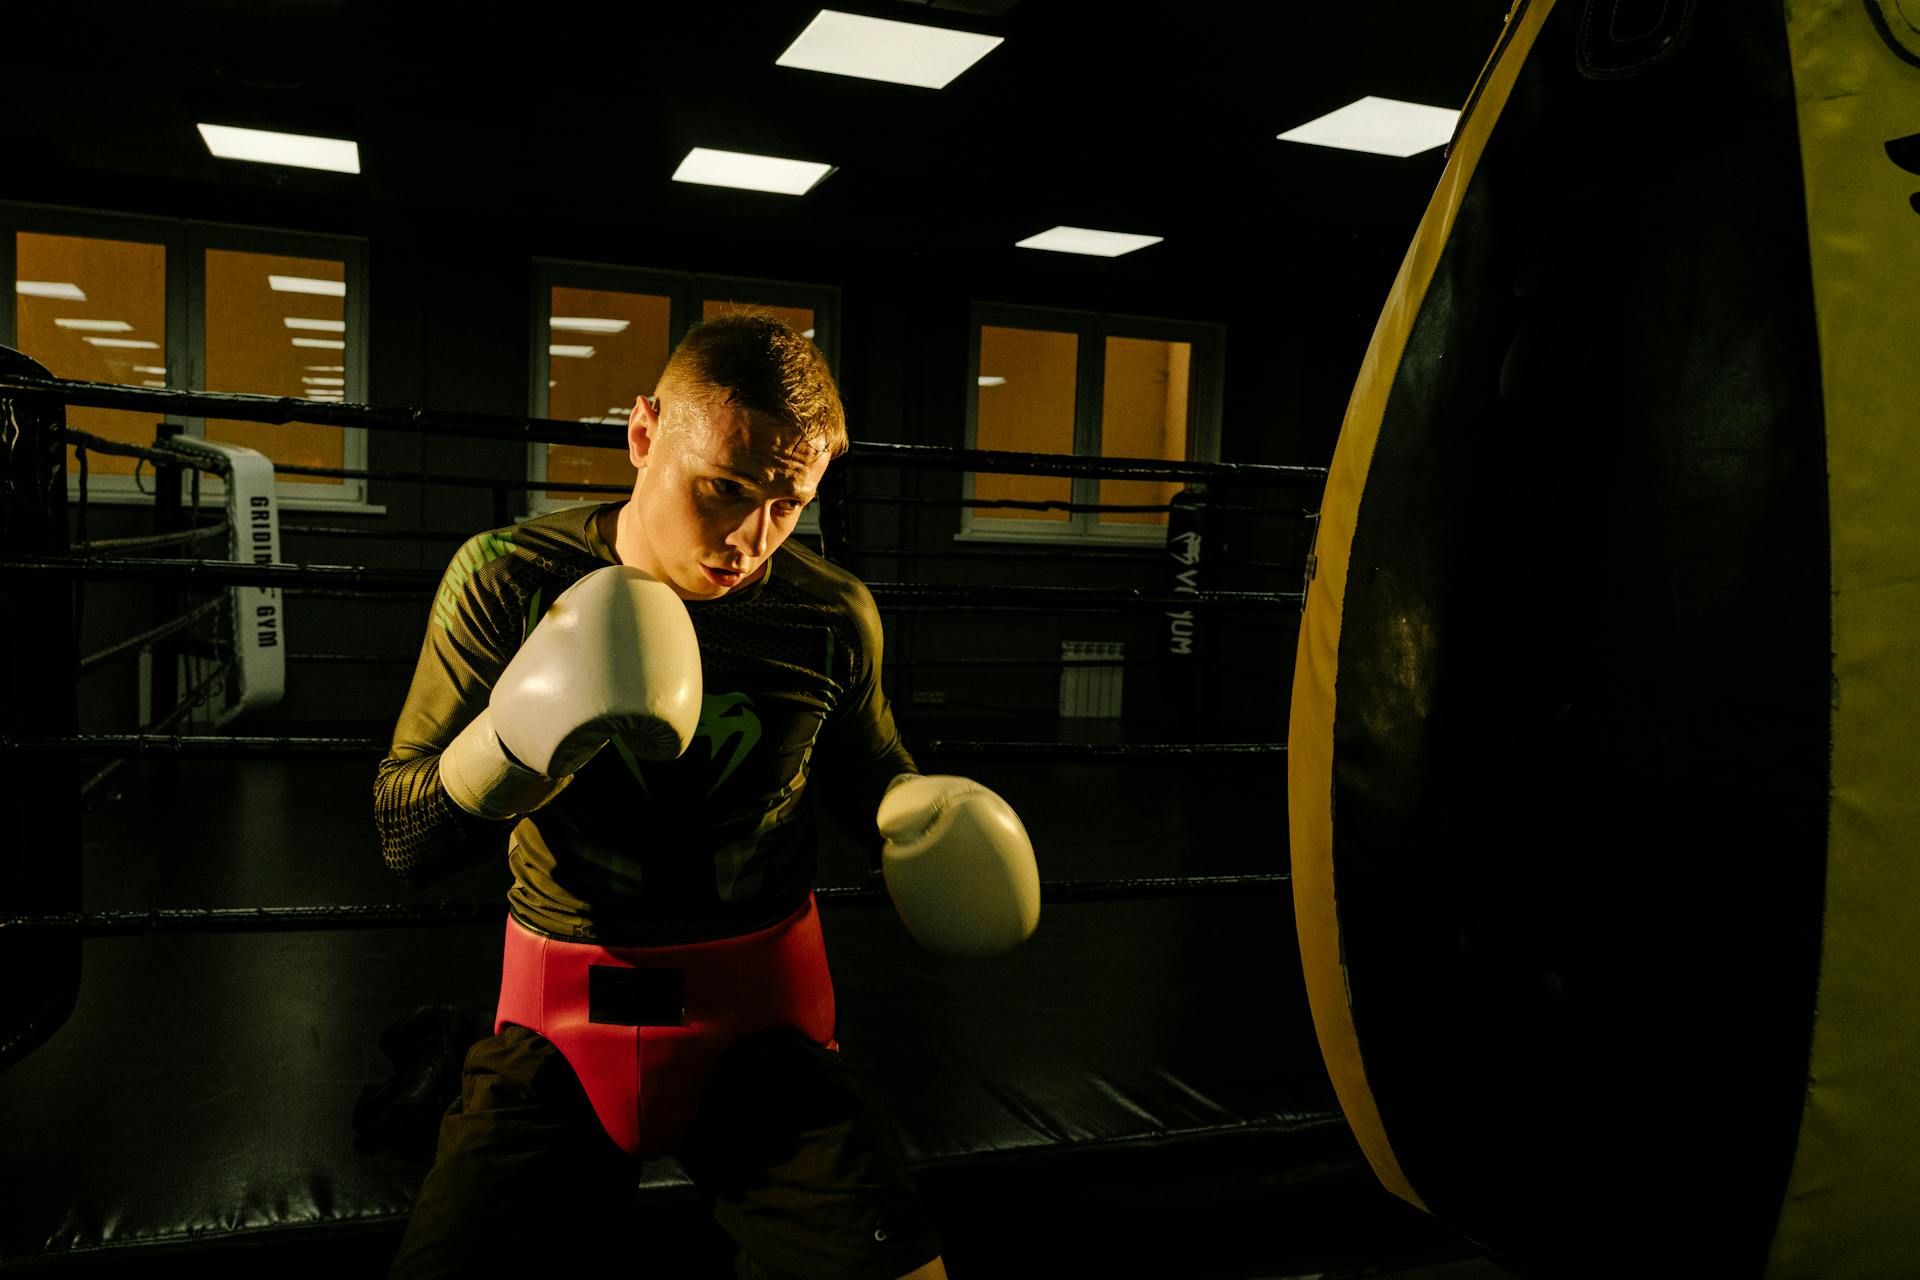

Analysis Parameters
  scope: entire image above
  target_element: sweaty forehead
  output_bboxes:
[692,404,826,487]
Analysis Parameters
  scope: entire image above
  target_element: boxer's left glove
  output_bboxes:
[879,774,1040,957]
[439,566,702,821]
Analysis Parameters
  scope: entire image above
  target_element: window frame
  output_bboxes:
[961,301,1224,546]
[525,259,841,524]
[2,201,374,512]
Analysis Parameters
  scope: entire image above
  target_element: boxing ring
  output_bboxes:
[0,358,1468,1278]
[11,7,1913,1274]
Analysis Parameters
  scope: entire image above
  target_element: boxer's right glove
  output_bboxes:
[439,565,703,821]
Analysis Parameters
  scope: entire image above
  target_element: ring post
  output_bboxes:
[0,345,83,1070]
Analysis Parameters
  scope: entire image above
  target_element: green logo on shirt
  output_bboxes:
[695,692,761,796]
[610,691,760,797]
[433,530,516,632]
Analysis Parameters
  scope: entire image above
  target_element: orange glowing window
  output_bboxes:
[1097,336,1191,526]
[965,306,1218,540]
[203,248,349,484]
[544,287,673,505]
[973,325,1078,523]
[15,231,167,479]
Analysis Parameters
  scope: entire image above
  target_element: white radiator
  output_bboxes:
[1059,641,1124,717]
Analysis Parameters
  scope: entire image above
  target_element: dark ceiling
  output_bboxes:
[4,2,1518,284]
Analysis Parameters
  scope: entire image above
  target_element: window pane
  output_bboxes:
[1097,336,1190,527]
[203,248,348,485]
[702,297,816,340]
[15,232,167,478]
[547,287,672,504]
[974,325,1076,522]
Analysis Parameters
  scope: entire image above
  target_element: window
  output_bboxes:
[3,206,371,509]
[12,228,168,486]
[964,303,1222,543]
[200,245,358,504]
[527,262,837,518]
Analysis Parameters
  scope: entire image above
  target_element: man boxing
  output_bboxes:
[372,311,1040,1279]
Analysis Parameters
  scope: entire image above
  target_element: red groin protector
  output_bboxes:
[495,896,837,1158]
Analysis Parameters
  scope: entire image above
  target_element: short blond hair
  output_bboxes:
[656,311,848,459]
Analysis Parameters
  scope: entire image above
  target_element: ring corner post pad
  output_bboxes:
[161,437,285,718]
[0,344,83,1070]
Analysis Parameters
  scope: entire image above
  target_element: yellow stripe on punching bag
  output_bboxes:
[1767,4,1920,1277]
[1287,0,1553,1214]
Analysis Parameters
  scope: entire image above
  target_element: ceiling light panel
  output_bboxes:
[1015,226,1164,258]
[198,123,362,173]
[270,274,347,296]
[1277,95,1459,157]
[16,281,87,301]
[550,317,632,334]
[672,148,835,196]
[776,10,1003,89]
[54,318,133,332]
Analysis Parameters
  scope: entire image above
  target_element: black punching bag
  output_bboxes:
[1288,2,1920,1277]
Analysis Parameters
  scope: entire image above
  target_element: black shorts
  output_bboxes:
[389,1023,941,1280]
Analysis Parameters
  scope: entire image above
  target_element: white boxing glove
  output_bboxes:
[440,565,702,821]
[878,774,1040,958]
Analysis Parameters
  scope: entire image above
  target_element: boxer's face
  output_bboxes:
[623,389,827,601]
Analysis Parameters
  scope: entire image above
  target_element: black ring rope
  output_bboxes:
[21,373,1307,939]
[0,874,1291,937]
[150,660,237,737]
[2,557,1301,612]
[63,429,231,474]
[2,375,612,448]
[1,372,1324,487]
[78,596,225,677]
[852,495,1177,515]
[1204,504,1321,519]
[7,733,1284,763]
[839,441,1325,485]
[279,524,477,543]
[288,654,1151,672]
[33,382,1303,801]
[272,462,630,495]
[80,655,241,801]
[72,521,230,555]
[6,556,431,591]
[890,657,1142,671]
[289,652,416,665]
[864,583,1299,612]
[42,733,383,758]
[911,740,1285,761]
[273,533,1160,562]
[851,545,1158,562]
